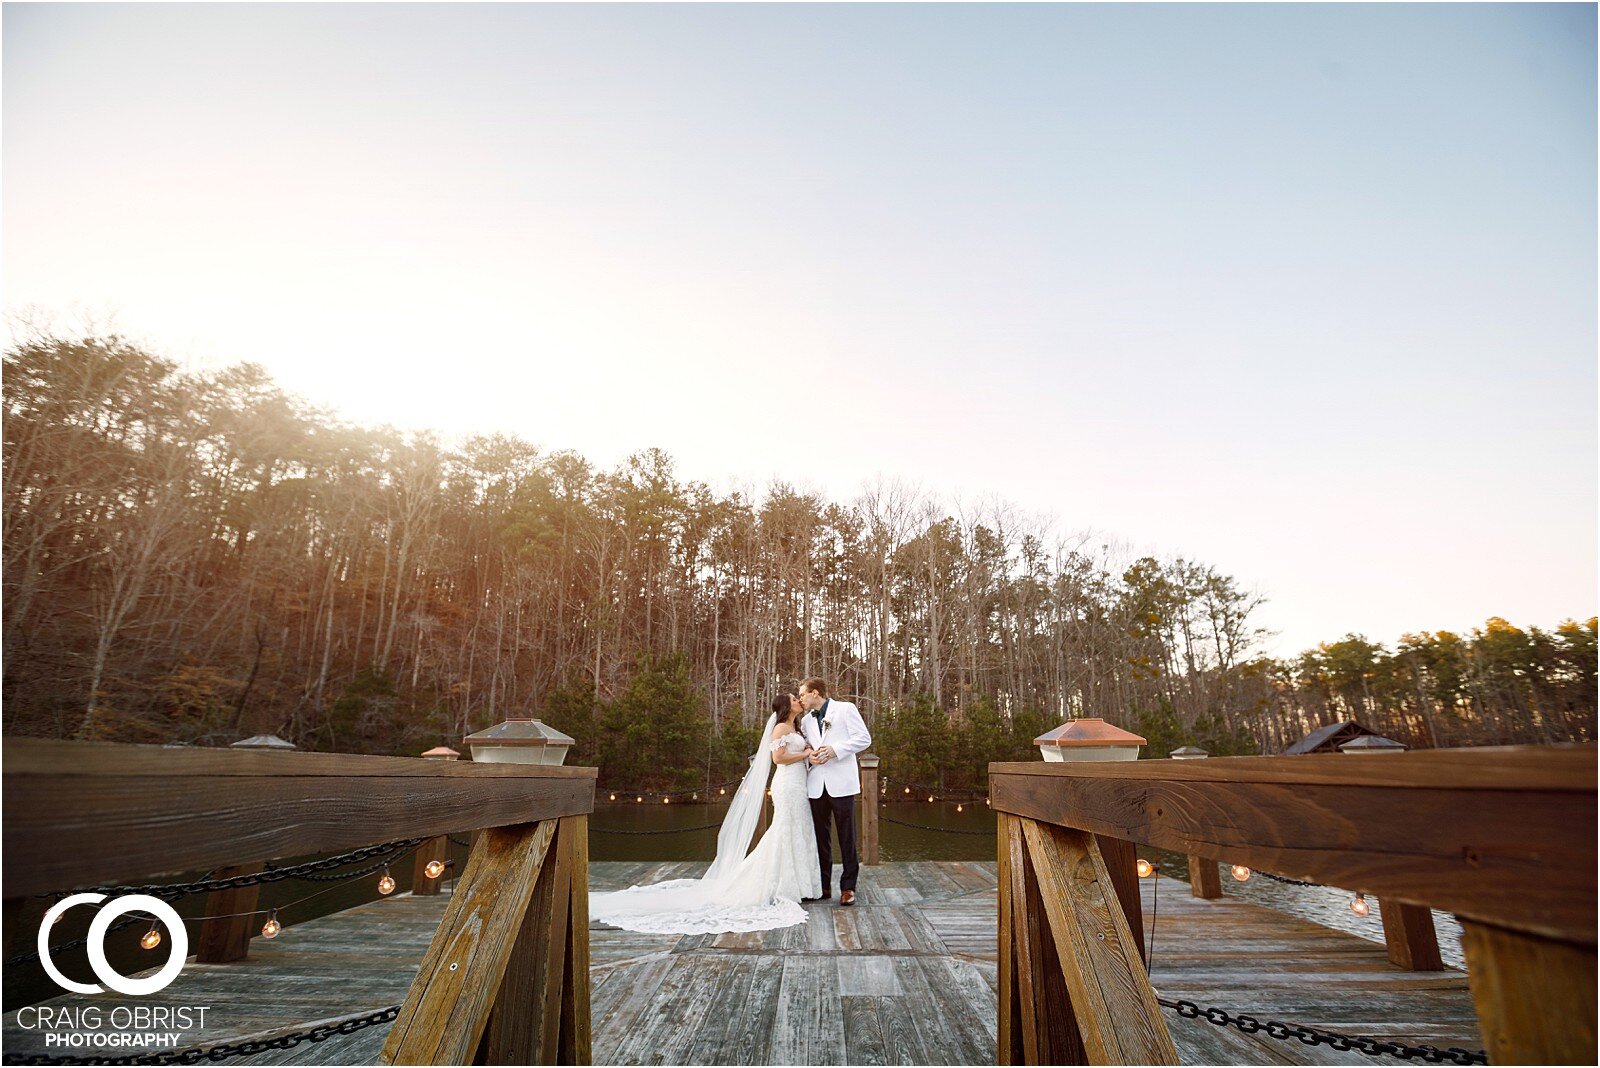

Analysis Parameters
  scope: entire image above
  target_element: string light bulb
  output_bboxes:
[377,866,396,895]
[663,797,670,804]
[261,910,281,939]
[1350,893,1370,917]
[1231,864,1252,882]
[424,859,446,880]
[719,788,726,796]
[140,921,162,950]
[609,793,617,801]
[956,804,964,813]
[928,795,935,803]
[636,796,642,803]
[904,787,911,794]
[1136,859,1154,878]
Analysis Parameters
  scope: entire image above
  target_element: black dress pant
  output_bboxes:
[810,787,859,893]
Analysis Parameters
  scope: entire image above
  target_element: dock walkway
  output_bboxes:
[2,861,1483,1065]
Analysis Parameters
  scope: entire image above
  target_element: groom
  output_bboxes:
[798,678,872,906]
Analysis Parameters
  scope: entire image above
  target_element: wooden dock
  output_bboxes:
[2,860,1483,1065]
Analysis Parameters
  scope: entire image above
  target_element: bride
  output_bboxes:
[589,692,824,934]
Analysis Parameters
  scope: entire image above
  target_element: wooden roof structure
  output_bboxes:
[1281,720,1379,755]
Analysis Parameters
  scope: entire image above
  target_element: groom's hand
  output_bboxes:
[817,745,836,762]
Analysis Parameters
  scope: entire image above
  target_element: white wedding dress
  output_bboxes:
[589,719,822,934]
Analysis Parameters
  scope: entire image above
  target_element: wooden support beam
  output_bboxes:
[1461,920,1597,1066]
[1186,855,1222,899]
[412,836,450,896]
[1001,813,1085,1064]
[1094,835,1145,965]
[381,820,557,1065]
[484,818,572,1063]
[1019,817,1178,1065]
[858,754,880,865]
[1379,898,1443,971]
[1465,920,1593,1068]
[997,813,1023,1066]
[557,815,591,1065]
[195,863,262,963]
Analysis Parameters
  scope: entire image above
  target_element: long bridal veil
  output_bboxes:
[589,712,807,934]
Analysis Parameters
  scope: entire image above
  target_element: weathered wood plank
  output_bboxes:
[380,821,556,1065]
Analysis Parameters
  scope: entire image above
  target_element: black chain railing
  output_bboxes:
[1258,870,1321,887]
[43,839,428,903]
[879,813,996,835]
[6,1004,403,1066]
[591,821,725,834]
[1139,862,1486,1065]
[10,841,427,967]
[1158,998,1486,1065]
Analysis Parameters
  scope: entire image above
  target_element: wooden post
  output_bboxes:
[1379,898,1443,971]
[858,753,880,865]
[1187,855,1222,899]
[1460,919,1597,1065]
[558,814,592,1065]
[484,820,573,1063]
[195,862,263,963]
[412,836,450,896]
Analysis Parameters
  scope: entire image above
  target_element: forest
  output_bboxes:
[3,334,1594,791]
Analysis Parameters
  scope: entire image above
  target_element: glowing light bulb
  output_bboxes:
[261,910,281,939]
[378,866,396,895]
[985,799,990,806]
[663,797,670,804]
[140,924,162,950]
[928,795,935,803]
[719,788,726,796]
[609,793,617,801]
[636,796,642,803]
[956,804,964,812]
[1231,865,1252,882]
[1136,859,1154,878]
[1350,893,1370,917]
[425,859,446,880]
[904,787,911,794]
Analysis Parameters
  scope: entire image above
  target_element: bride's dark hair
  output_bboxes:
[771,691,799,726]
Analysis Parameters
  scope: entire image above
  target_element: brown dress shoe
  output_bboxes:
[839,890,856,906]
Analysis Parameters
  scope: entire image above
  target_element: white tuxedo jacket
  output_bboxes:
[800,699,872,799]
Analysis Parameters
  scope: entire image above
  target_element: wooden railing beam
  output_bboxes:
[1,738,595,898]
[989,746,1596,944]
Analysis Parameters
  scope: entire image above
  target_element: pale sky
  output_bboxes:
[4,2,1595,657]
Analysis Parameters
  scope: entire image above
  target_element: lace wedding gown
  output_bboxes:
[589,728,823,934]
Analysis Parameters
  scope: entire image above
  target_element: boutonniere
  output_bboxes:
[822,717,834,732]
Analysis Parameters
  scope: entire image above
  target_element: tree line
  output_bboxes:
[3,334,1592,790]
